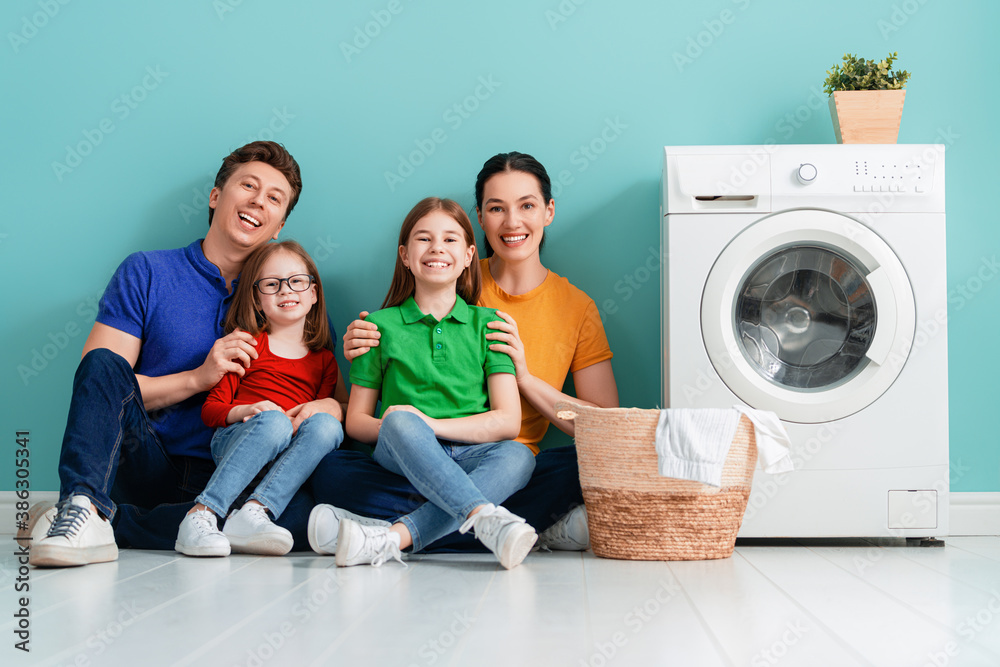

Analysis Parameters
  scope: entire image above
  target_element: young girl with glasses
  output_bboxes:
[332,197,537,569]
[174,240,343,557]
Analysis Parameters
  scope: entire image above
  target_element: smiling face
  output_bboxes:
[477,170,554,264]
[399,210,476,292]
[254,249,317,327]
[209,161,292,252]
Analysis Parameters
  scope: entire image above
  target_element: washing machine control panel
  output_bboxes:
[848,157,928,193]
[662,145,945,215]
[772,147,942,199]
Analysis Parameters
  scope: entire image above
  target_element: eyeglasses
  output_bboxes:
[254,274,315,295]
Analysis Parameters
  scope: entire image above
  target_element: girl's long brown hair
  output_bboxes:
[381,197,482,309]
[225,240,334,353]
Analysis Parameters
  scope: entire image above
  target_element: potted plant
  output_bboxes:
[824,52,910,144]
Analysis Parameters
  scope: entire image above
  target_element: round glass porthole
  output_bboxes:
[734,245,877,391]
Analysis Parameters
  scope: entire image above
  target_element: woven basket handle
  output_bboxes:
[555,400,585,422]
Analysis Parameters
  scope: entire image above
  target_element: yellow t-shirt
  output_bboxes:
[478,258,613,454]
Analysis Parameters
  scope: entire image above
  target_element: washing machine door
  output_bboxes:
[701,208,915,423]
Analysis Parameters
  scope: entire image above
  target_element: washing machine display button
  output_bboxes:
[796,163,818,184]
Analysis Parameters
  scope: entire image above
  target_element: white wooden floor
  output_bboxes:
[3,536,1000,666]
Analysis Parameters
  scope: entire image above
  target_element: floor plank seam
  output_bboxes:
[666,559,737,667]
[735,547,876,667]
[171,560,340,666]
[33,556,264,667]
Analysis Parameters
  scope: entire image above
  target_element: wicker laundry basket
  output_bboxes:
[556,402,757,561]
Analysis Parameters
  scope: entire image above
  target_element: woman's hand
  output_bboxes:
[485,311,530,383]
[343,311,380,361]
[287,398,342,434]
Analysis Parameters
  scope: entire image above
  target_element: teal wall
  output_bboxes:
[3,0,998,493]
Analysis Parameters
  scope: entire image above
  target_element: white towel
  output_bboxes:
[654,407,794,486]
[655,409,740,487]
[733,406,794,475]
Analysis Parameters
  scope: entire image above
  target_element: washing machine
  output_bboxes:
[661,145,948,538]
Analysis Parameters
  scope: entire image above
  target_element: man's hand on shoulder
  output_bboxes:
[196,330,259,392]
[343,311,380,361]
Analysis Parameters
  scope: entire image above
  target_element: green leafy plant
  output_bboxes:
[823,52,910,94]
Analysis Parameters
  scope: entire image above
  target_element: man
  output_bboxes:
[29,141,343,567]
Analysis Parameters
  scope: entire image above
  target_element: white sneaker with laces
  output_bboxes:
[537,504,590,551]
[30,495,118,567]
[175,509,231,557]
[335,519,405,567]
[224,504,293,556]
[459,504,537,570]
[308,504,392,555]
[16,500,57,548]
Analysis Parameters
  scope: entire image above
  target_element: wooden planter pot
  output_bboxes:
[829,89,906,143]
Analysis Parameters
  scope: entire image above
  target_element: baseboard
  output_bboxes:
[948,492,1000,536]
[1,491,998,537]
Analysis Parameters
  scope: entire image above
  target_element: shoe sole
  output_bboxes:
[308,505,338,555]
[174,541,231,557]
[227,534,292,557]
[30,543,118,567]
[499,528,538,570]
[334,521,358,567]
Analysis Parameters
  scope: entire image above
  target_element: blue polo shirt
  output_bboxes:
[94,240,257,459]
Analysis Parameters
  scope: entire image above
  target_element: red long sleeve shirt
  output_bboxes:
[201,332,339,428]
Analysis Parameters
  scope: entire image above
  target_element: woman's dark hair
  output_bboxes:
[474,152,553,258]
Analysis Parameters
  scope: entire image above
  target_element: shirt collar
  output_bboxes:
[186,239,226,282]
[187,238,240,293]
[400,296,471,324]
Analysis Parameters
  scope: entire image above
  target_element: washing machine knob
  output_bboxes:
[797,163,818,184]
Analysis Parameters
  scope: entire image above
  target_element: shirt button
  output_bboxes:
[435,343,442,350]
[436,327,442,334]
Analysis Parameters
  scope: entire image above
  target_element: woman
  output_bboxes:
[308,152,619,554]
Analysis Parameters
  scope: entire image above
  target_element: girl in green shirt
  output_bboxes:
[334,197,538,569]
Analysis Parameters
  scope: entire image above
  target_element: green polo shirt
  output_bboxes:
[349,296,515,419]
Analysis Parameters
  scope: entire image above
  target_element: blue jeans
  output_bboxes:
[366,411,536,552]
[56,349,317,550]
[310,445,583,553]
[198,411,342,519]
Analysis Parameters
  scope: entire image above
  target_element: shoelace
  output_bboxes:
[46,500,89,538]
[366,529,405,568]
[542,520,573,544]
[190,510,220,535]
[459,506,525,546]
[240,504,271,526]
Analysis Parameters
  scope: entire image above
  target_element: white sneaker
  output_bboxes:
[16,500,57,548]
[308,504,392,555]
[30,495,118,567]
[223,504,293,556]
[459,504,537,570]
[537,505,590,551]
[175,509,230,557]
[335,519,405,567]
